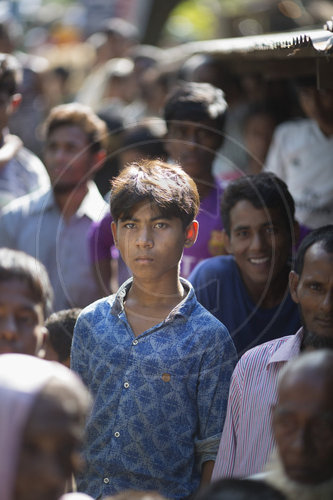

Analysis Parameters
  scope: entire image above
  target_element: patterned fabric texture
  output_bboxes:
[71,278,236,499]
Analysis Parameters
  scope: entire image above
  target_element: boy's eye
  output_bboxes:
[265,226,276,234]
[154,222,167,229]
[309,282,323,292]
[124,222,135,229]
[235,230,249,238]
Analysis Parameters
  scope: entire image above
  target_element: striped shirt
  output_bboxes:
[212,328,304,479]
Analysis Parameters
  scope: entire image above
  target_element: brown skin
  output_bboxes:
[289,243,333,349]
[14,390,84,500]
[111,201,198,336]
[272,357,333,485]
[44,125,105,220]
[224,201,296,308]
[0,279,46,356]
[298,87,333,137]
[166,120,222,199]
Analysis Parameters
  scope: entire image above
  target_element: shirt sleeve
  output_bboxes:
[195,326,237,468]
[211,359,243,479]
[0,208,19,248]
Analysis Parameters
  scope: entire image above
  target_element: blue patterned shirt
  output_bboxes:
[71,278,236,499]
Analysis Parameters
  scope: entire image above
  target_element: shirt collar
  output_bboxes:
[75,181,108,221]
[268,327,304,366]
[110,277,196,321]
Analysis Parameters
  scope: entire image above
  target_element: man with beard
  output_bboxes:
[265,349,333,499]
[212,225,333,479]
[0,103,108,310]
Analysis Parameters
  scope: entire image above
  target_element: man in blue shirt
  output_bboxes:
[71,160,236,499]
[189,173,301,357]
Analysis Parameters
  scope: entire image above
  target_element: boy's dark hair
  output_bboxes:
[0,248,53,317]
[294,224,333,275]
[221,172,295,236]
[45,308,81,362]
[164,82,227,133]
[121,122,166,161]
[194,478,286,500]
[43,103,108,153]
[110,159,200,228]
[0,53,22,96]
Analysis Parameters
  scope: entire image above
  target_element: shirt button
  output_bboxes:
[124,382,129,388]
[114,431,120,438]
[103,478,110,484]
[132,339,138,345]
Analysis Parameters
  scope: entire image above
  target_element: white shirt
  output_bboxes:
[0,181,108,311]
[264,118,333,229]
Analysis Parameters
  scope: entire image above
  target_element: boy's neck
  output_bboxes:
[124,277,186,337]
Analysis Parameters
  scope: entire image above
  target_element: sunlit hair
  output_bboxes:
[293,224,333,275]
[110,159,199,228]
[43,102,108,153]
[0,248,53,317]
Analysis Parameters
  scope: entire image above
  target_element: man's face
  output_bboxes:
[0,279,46,356]
[44,125,98,192]
[166,120,222,182]
[14,392,83,500]
[298,87,333,133]
[273,370,333,485]
[289,243,333,346]
[224,200,292,295]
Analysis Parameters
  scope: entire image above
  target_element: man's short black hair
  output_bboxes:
[221,172,296,236]
[0,248,53,317]
[164,81,227,133]
[45,308,81,363]
[294,225,333,275]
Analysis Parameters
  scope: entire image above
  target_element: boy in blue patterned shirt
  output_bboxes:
[71,160,236,499]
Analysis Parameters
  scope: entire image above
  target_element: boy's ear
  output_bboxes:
[289,270,300,304]
[223,230,233,255]
[184,220,199,248]
[111,221,118,248]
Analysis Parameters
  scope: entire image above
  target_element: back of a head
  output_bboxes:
[293,224,333,276]
[0,354,91,500]
[0,247,53,317]
[45,308,81,363]
[221,172,295,236]
[0,53,22,96]
[164,81,227,132]
[194,478,286,500]
[110,159,200,228]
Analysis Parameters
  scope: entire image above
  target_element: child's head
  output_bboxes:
[110,159,200,229]
[0,353,91,500]
[45,308,81,367]
[0,248,53,357]
[110,160,199,279]
[163,82,227,181]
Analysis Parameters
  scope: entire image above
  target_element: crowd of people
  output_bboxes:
[0,14,332,500]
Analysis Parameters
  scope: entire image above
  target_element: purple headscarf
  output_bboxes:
[0,354,88,500]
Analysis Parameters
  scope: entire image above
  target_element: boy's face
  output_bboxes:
[44,125,100,192]
[15,393,83,500]
[224,200,292,294]
[0,279,46,356]
[166,120,222,181]
[111,201,198,282]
